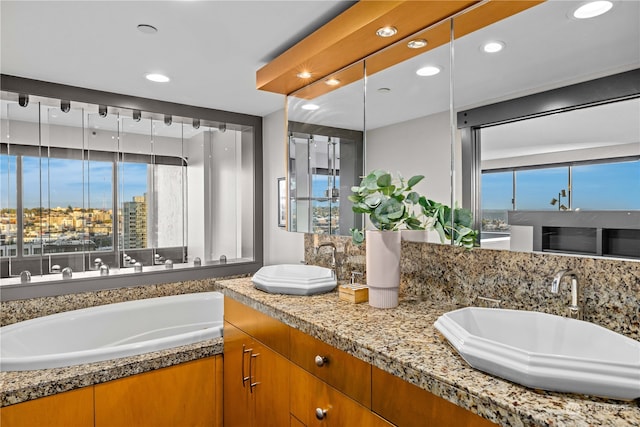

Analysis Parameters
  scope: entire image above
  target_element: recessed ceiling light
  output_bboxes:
[376,26,397,38]
[325,78,340,86]
[377,87,391,93]
[416,66,441,77]
[296,71,312,79]
[482,41,505,53]
[573,1,613,19]
[145,73,170,83]
[137,24,158,34]
[407,39,428,49]
[301,104,319,111]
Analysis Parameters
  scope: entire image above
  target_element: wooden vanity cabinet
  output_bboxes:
[289,327,371,407]
[0,387,94,427]
[223,298,290,427]
[290,363,393,427]
[1,356,221,427]
[372,367,496,427]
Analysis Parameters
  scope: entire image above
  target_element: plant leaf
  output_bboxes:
[407,175,424,188]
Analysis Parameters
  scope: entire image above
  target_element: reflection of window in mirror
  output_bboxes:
[472,96,640,256]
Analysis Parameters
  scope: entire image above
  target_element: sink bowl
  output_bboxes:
[252,264,337,296]
[434,307,640,400]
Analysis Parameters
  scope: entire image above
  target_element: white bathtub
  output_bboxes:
[0,292,223,371]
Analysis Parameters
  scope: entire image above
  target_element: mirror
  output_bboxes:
[453,0,640,257]
[363,18,453,243]
[286,62,365,235]
[285,0,639,257]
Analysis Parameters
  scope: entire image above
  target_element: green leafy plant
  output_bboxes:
[348,169,478,249]
[418,199,478,249]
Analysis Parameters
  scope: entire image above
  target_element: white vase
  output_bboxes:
[365,230,401,308]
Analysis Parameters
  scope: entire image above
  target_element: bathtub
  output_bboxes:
[0,292,223,372]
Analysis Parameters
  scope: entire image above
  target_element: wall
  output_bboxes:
[304,233,640,341]
[263,109,304,264]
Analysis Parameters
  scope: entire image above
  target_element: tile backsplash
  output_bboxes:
[304,233,640,341]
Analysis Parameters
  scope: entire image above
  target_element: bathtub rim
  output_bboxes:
[0,291,223,372]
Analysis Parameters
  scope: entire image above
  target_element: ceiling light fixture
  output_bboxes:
[301,103,320,111]
[133,110,141,122]
[145,73,170,83]
[164,115,172,126]
[98,105,108,118]
[219,123,227,133]
[193,118,200,129]
[376,26,397,38]
[377,87,391,93]
[573,1,613,18]
[482,41,505,53]
[60,100,71,113]
[407,39,428,49]
[416,66,441,77]
[325,78,340,86]
[296,71,312,79]
[137,24,158,34]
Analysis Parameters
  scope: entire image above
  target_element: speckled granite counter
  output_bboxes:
[0,338,222,407]
[217,277,640,427]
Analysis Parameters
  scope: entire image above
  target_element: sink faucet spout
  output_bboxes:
[551,269,582,320]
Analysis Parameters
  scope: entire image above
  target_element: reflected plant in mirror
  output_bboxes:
[349,170,477,249]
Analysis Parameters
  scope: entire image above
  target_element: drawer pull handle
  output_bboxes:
[315,407,328,420]
[315,355,329,367]
[250,353,261,393]
[242,345,253,386]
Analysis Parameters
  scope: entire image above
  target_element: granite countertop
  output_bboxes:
[217,277,640,427]
[0,338,223,407]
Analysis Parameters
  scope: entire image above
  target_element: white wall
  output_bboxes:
[263,109,304,264]
[366,110,453,243]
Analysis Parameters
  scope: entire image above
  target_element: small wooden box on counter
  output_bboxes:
[339,283,369,303]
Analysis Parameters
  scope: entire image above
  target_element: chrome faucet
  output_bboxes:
[314,242,337,267]
[551,269,582,320]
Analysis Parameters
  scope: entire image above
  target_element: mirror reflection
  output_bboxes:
[453,0,640,257]
[286,62,365,235]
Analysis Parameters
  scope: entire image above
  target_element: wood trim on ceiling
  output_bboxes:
[257,0,544,99]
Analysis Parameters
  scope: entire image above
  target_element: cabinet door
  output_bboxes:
[250,340,291,427]
[95,356,218,427]
[291,364,393,427]
[372,366,496,427]
[224,322,254,427]
[0,387,94,427]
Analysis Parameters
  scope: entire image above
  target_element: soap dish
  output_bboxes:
[339,283,369,304]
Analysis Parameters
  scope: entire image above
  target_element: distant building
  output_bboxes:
[123,194,147,249]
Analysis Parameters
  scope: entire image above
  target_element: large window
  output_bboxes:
[1,96,257,280]
[481,158,640,236]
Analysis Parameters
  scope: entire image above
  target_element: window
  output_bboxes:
[515,167,568,211]
[1,97,257,279]
[481,171,512,234]
[572,160,640,210]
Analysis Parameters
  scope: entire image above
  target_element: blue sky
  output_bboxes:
[1,155,148,209]
[482,160,640,211]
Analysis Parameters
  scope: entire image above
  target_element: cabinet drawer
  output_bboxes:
[224,296,290,357]
[372,367,496,427]
[290,327,371,407]
[290,364,392,427]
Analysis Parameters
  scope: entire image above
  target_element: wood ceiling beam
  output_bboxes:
[257,0,544,98]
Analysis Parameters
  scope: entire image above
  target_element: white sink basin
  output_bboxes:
[434,307,640,400]
[252,264,337,296]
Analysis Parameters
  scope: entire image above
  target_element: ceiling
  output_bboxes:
[0,1,356,118]
[1,0,639,161]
